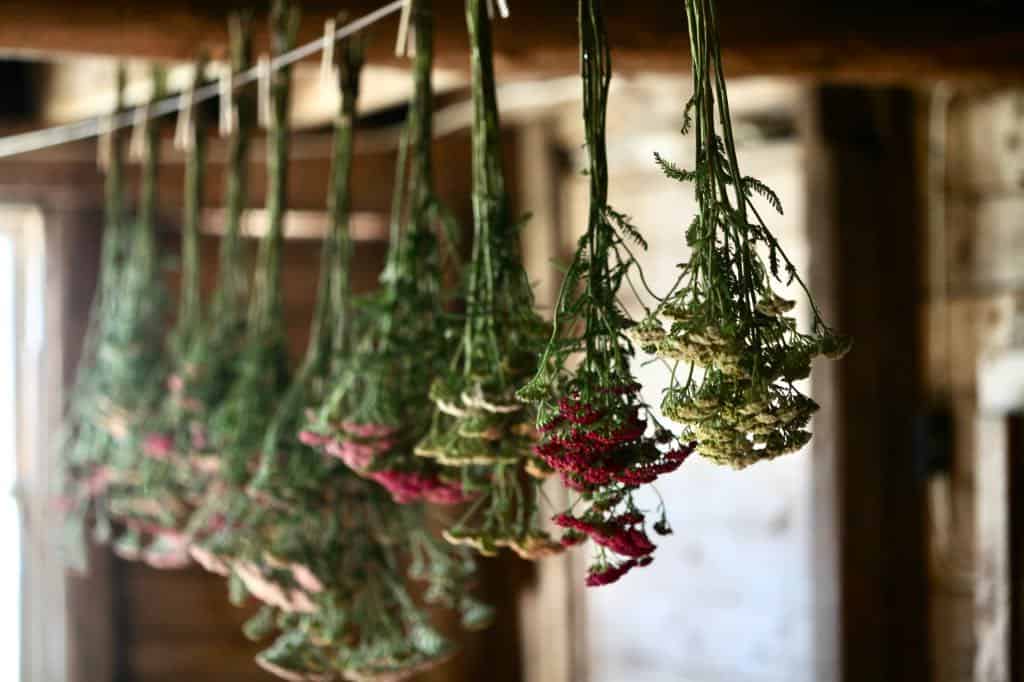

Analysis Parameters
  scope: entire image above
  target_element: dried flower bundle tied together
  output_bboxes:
[222,11,489,680]
[518,0,693,587]
[412,0,556,560]
[60,68,171,568]
[206,2,296,493]
[120,58,212,571]
[137,20,258,569]
[304,0,468,510]
[184,0,298,591]
[632,0,850,469]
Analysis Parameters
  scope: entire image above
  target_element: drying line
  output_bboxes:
[0,0,406,159]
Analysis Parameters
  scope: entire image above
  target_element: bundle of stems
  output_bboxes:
[249,6,491,678]
[59,68,132,570]
[209,2,295,484]
[518,0,694,587]
[136,17,257,569]
[186,0,297,578]
[152,9,487,679]
[61,68,171,566]
[413,0,558,561]
[634,0,850,469]
[305,0,468,509]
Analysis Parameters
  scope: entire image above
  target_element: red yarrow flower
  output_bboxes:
[585,555,653,587]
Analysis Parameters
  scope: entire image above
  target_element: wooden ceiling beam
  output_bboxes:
[0,1,1022,83]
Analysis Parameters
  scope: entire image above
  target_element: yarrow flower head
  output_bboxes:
[517,0,692,587]
[632,0,850,470]
[412,0,557,558]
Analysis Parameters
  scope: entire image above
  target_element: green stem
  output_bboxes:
[215,14,255,318]
[177,57,208,350]
[136,67,165,282]
[319,28,362,364]
[251,0,298,334]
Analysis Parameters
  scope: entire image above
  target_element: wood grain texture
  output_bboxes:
[807,86,930,682]
[0,1,1023,82]
[515,119,580,682]
[927,86,1024,682]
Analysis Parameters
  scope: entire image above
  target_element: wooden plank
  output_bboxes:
[40,60,467,129]
[0,129,476,215]
[0,1,1022,82]
[946,197,1024,295]
[129,637,270,682]
[973,414,1010,681]
[515,119,580,682]
[935,84,1024,681]
[200,207,388,241]
[946,92,1024,196]
[806,86,930,682]
[120,564,257,635]
[803,91,840,682]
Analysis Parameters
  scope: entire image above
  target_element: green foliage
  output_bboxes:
[654,151,697,183]
[411,0,553,556]
[60,66,171,570]
[634,0,850,469]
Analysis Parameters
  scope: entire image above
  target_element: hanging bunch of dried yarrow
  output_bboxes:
[413,0,559,560]
[303,0,468,508]
[632,0,850,469]
[136,19,257,570]
[518,0,694,588]
[134,18,256,569]
[186,0,297,574]
[115,56,213,570]
[61,68,172,568]
[59,67,132,570]
[265,7,492,679]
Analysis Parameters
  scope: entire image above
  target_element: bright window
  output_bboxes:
[0,231,19,681]
[0,205,50,682]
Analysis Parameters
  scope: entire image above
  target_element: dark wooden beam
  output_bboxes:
[807,86,931,682]
[0,1,1022,83]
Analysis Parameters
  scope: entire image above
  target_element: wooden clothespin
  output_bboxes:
[218,63,235,136]
[96,112,115,172]
[257,54,273,129]
[321,18,337,83]
[320,17,338,96]
[173,86,195,151]
[128,103,149,163]
[394,0,413,57]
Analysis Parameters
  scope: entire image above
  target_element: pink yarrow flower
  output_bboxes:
[143,432,174,460]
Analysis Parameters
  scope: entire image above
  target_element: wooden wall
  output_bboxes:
[924,89,1024,682]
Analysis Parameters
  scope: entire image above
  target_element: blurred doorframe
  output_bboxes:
[0,172,116,682]
[805,87,931,682]
[1,203,64,682]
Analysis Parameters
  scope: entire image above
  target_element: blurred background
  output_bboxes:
[1,2,1024,681]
